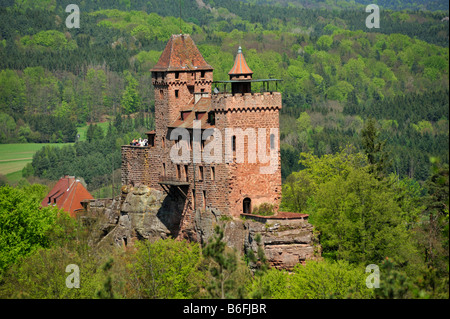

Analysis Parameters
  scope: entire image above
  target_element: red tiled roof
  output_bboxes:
[228,46,253,75]
[151,34,213,72]
[169,96,215,129]
[41,176,94,218]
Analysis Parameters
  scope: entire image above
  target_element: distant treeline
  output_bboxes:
[0,112,77,143]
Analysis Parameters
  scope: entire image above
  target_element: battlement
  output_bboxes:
[211,92,282,112]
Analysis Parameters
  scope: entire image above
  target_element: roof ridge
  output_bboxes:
[150,34,213,72]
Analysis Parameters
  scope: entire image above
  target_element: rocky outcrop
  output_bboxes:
[244,219,320,270]
[80,185,320,270]
[81,185,184,247]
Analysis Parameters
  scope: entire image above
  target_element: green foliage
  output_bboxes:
[247,259,373,299]
[282,146,421,265]
[129,238,205,299]
[95,258,116,299]
[251,203,275,216]
[121,71,141,114]
[311,163,418,264]
[0,184,66,272]
[361,117,391,176]
[0,246,103,299]
[374,257,411,299]
[0,112,16,143]
[415,159,449,275]
[86,124,104,143]
[203,225,247,299]
[20,30,77,51]
[245,233,270,299]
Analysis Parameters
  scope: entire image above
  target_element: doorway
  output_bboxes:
[243,197,251,214]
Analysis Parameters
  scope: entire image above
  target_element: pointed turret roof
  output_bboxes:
[151,34,213,72]
[228,46,253,76]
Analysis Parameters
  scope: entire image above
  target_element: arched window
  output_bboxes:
[243,198,251,214]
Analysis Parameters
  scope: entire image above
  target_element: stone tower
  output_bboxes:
[211,46,282,217]
[150,34,214,153]
[121,34,282,238]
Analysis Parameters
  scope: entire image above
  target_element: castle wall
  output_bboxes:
[121,145,161,191]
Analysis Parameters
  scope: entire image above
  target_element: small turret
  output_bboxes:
[228,46,253,94]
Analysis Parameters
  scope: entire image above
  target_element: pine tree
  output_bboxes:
[202,225,241,299]
[246,233,269,299]
[361,117,391,177]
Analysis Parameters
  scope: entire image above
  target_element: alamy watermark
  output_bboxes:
[366,4,380,29]
[169,121,279,174]
[365,264,380,288]
[65,4,80,29]
[66,264,80,289]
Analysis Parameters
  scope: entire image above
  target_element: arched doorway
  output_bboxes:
[243,197,251,214]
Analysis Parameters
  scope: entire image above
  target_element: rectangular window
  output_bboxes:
[149,134,155,147]
[159,89,164,99]
[198,166,204,181]
[162,163,166,177]
[201,71,205,78]
[210,166,215,181]
[202,190,206,210]
[184,165,189,182]
[175,71,180,79]
[208,112,215,125]
[175,90,179,98]
[177,165,181,179]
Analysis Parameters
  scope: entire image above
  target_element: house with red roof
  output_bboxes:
[41,175,94,218]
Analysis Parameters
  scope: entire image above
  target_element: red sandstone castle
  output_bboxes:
[121,34,283,238]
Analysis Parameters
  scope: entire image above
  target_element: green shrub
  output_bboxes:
[252,203,275,216]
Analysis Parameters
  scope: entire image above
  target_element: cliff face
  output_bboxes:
[80,185,320,270]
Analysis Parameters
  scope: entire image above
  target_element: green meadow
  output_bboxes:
[0,143,72,181]
[0,122,113,182]
[76,121,111,142]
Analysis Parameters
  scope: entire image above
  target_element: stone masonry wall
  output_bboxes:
[211,92,282,217]
[121,145,161,191]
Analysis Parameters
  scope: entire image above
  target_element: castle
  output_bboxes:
[83,34,318,269]
[121,34,285,240]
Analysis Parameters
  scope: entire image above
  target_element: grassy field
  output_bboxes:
[0,143,71,182]
[0,122,112,183]
[77,121,111,142]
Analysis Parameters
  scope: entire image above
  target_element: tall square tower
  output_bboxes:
[121,34,282,240]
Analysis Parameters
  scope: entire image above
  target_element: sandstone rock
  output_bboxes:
[83,186,320,270]
[244,218,319,270]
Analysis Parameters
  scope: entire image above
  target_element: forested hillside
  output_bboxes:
[241,0,449,11]
[0,0,448,184]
